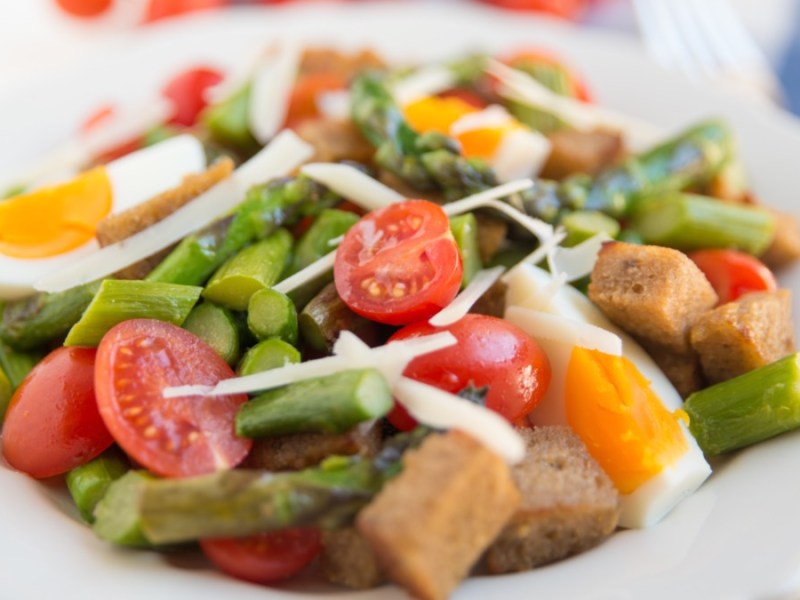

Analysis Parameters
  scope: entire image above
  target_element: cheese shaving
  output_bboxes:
[392,64,457,105]
[429,266,505,327]
[393,377,525,464]
[301,162,405,211]
[272,250,337,295]
[550,232,612,282]
[35,130,313,293]
[249,43,301,144]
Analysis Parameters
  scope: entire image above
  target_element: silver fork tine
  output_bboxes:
[632,0,703,78]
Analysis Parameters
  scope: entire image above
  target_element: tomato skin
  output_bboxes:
[388,314,552,429]
[54,0,112,18]
[284,72,348,129]
[2,347,112,479]
[200,528,321,584]
[144,0,227,23]
[334,200,463,326]
[162,66,224,127]
[94,319,251,478]
[689,249,777,305]
[477,0,588,20]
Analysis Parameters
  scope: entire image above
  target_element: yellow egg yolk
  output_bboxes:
[402,96,512,160]
[564,347,688,495]
[0,167,112,259]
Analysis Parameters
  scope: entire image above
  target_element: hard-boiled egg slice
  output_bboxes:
[505,264,710,528]
[0,135,205,300]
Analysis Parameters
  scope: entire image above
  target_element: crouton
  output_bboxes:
[357,431,520,600]
[243,421,382,471]
[474,214,509,264]
[95,158,234,280]
[761,209,800,269]
[690,289,795,384]
[298,48,385,78]
[321,528,386,589]
[540,129,624,180]
[588,242,718,353]
[643,343,705,398]
[295,118,376,165]
[469,279,507,319]
[484,427,619,574]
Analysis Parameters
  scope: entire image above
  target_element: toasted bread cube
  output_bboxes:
[588,242,718,353]
[541,129,624,180]
[321,528,385,590]
[296,118,376,165]
[95,158,234,280]
[643,344,705,398]
[356,432,520,600]
[761,209,800,269]
[690,289,795,384]
[485,427,619,574]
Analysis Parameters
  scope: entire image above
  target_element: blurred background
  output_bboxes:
[1,0,799,115]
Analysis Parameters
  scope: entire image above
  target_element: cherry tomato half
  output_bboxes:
[2,347,112,479]
[477,0,589,21]
[689,249,777,305]
[54,0,112,18]
[94,319,251,478]
[200,528,322,585]
[143,0,227,23]
[387,314,552,429]
[334,200,463,326]
[162,66,224,127]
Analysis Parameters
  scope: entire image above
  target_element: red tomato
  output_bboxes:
[689,249,778,305]
[284,72,348,129]
[80,105,143,162]
[162,66,224,127]
[54,0,112,18]
[387,314,552,429]
[143,0,227,23]
[200,528,321,584]
[334,200,463,326]
[94,319,251,478]
[2,347,112,479]
[478,0,588,20]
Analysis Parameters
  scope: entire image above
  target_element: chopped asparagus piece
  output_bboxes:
[289,209,359,276]
[0,367,12,424]
[685,353,800,455]
[64,280,202,347]
[247,288,298,345]
[450,213,482,288]
[66,448,129,523]
[200,83,259,154]
[0,341,41,389]
[236,368,392,438]
[236,338,301,377]
[561,210,620,247]
[182,302,240,365]
[93,470,155,547]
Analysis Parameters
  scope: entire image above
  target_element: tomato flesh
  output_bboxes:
[689,249,777,305]
[162,66,224,127]
[334,200,463,326]
[54,0,112,18]
[200,528,322,584]
[94,319,251,478]
[2,347,112,479]
[388,314,552,429]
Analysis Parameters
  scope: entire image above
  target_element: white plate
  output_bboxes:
[1,4,800,600]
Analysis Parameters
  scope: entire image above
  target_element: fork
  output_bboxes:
[631,0,785,104]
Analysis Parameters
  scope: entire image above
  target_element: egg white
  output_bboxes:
[0,135,206,300]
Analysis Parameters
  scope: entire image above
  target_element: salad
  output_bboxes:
[1,20,799,600]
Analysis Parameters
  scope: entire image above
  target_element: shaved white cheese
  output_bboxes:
[272,250,337,295]
[105,134,206,212]
[301,162,405,211]
[450,105,514,136]
[392,64,457,105]
[317,90,352,120]
[35,130,313,293]
[429,266,505,327]
[549,232,612,282]
[249,43,301,144]
[394,377,525,464]
[488,60,664,152]
[491,129,552,182]
[501,227,567,285]
[505,306,622,356]
[163,331,457,398]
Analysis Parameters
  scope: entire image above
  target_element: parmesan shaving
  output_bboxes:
[35,130,313,293]
[301,162,405,211]
[249,43,301,144]
[550,232,612,282]
[394,377,525,464]
[272,250,337,295]
[429,266,505,327]
[501,227,567,284]
[317,90,352,120]
[392,64,457,105]
[504,305,622,356]
[450,105,514,136]
[491,128,552,182]
[488,60,664,151]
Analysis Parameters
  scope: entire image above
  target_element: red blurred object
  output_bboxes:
[478,0,588,20]
[161,66,224,126]
[80,105,143,162]
[144,0,228,23]
[501,48,592,101]
[54,0,113,18]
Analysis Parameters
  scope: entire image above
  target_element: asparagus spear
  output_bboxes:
[236,338,301,376]
[0,367,12,424]
[94,428,430,545]
[247,288,298,344]
[0,341,41,389]
[182,301,241,366]
[66,448,129,523]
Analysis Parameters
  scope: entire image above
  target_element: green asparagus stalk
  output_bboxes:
[182,302,241,366]
[685,353,800,455]
[0,281,101,349]
[246,288,298,344]
[450,212,482,287]
[561,210,620,247]
[202,228,293,311]
[0,341,41,389]
[94,428,429,545]
[200,83,259,155]
[629,192,775,255]
[236,368,392,438]
[65,280,202,347]
[0,367,12,424]
[66,448,129,523]
[288,208,359,276]
[236,338,301,377]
